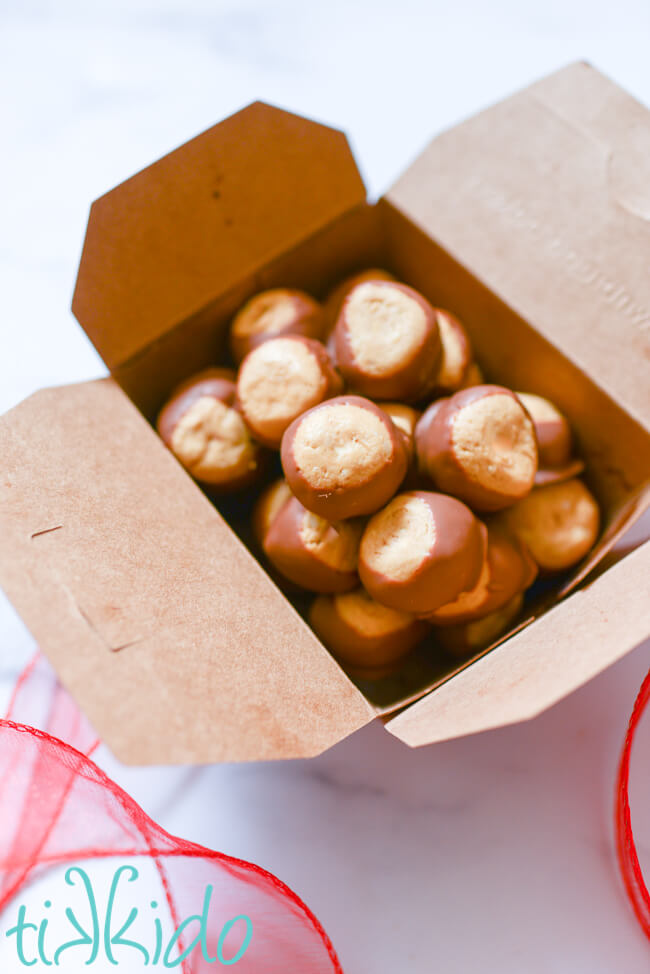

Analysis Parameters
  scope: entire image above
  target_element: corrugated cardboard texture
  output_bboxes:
[0,380,373,764]
[385,539,650,746]
[72,101,366,372]
[387,62,650,431]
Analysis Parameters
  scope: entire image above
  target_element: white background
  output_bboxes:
[1,1,650,971]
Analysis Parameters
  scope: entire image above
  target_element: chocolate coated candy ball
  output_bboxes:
[358,490,487,614]
[416,385,538,511]
[323,268,396,334]
[263,496,363,593]
[493,478,600,573]
[281,395,408,520]
[434,593,525,657]
[252,478,292,547]
[309,588,429,677]
[157,368,264,489]
[516,392,584,485]
[333,281,442,401]
[426,525,536,625]
[430,309,474,394]
[237,336,342,448]
[230,288,324,363]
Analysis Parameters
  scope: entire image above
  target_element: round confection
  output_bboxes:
[434,593,525,657]
[516,392,584,485]
[426,525,537,624]
[430,309,474,394]
[414,398,448,475]
[377,402,420,459]
[281,395,408,520]
[333,281,442,401]
[378,402,422,488]
[157,368,265,489]
[252,478,292,547]
[229,288,324,363]
[458,361,484,389]
[236,336,342,448]
[309,588,429,677]
[358,490,487,614]
[493,478,600,572]
[415,385,538,511]
[323,268,396,334]
[263,496,363,592]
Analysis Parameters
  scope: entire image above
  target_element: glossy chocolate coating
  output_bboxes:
[158,368,237,440]
[263,496,362,593]
[515,392,585,486]
[359,490,487,614]
[426,524,537,624]
[429,309,474,394]
[309,588,429,677]
[251,478,292,547]
[434,593,525,657]
[157,368,265,489]
[415,385,538,511]
[378,402,422,488]
[323,268,396,335]
[229,288,324,363]
[333,281,442,401]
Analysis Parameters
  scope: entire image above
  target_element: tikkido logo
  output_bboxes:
[4,864,253,967]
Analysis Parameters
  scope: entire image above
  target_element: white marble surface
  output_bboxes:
[1,2,650,970]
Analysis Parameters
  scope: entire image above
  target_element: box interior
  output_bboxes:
[5,69,646,763]
[107,197,650,718]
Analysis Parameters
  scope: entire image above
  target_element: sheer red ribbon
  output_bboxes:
[2,652,648,962]
[0,653,343,972]
[615,666,650,940]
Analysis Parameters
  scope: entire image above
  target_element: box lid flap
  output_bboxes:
[72,102,366,370]
[386,62,650,429]
[0,380,373,764]
[385,539,650,747]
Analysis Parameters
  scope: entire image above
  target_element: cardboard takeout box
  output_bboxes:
[1,62,649,764]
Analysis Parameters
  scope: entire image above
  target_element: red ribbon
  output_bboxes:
[0,653,343,972]
[615,666,650,940]
[3,652,649,960]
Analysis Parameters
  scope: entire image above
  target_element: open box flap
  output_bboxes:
[72,101,366,371]
[385,539,650,747]
[386,62,650,430]
[0,380,373,764]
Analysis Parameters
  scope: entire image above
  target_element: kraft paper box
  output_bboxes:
[1,62,649,765]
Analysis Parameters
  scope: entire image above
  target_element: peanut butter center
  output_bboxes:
[516,392,562,426]
[451,394,537,496]
[300,512,362,571]
[501,479,599,570]
[335,589,415,637]
[234,291,297,338]
[379,402,418,440]
[344,283,427,374]
[238,338,325,425]
[170,396,256,482]
[436,313,468,388]
[291,403,393,490]
[361,494,435,582]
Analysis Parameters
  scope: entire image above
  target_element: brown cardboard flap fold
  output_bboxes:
[386,62,650,430]
[72,101,366,371]
[0,380,373,764]
[385,540,650,747]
